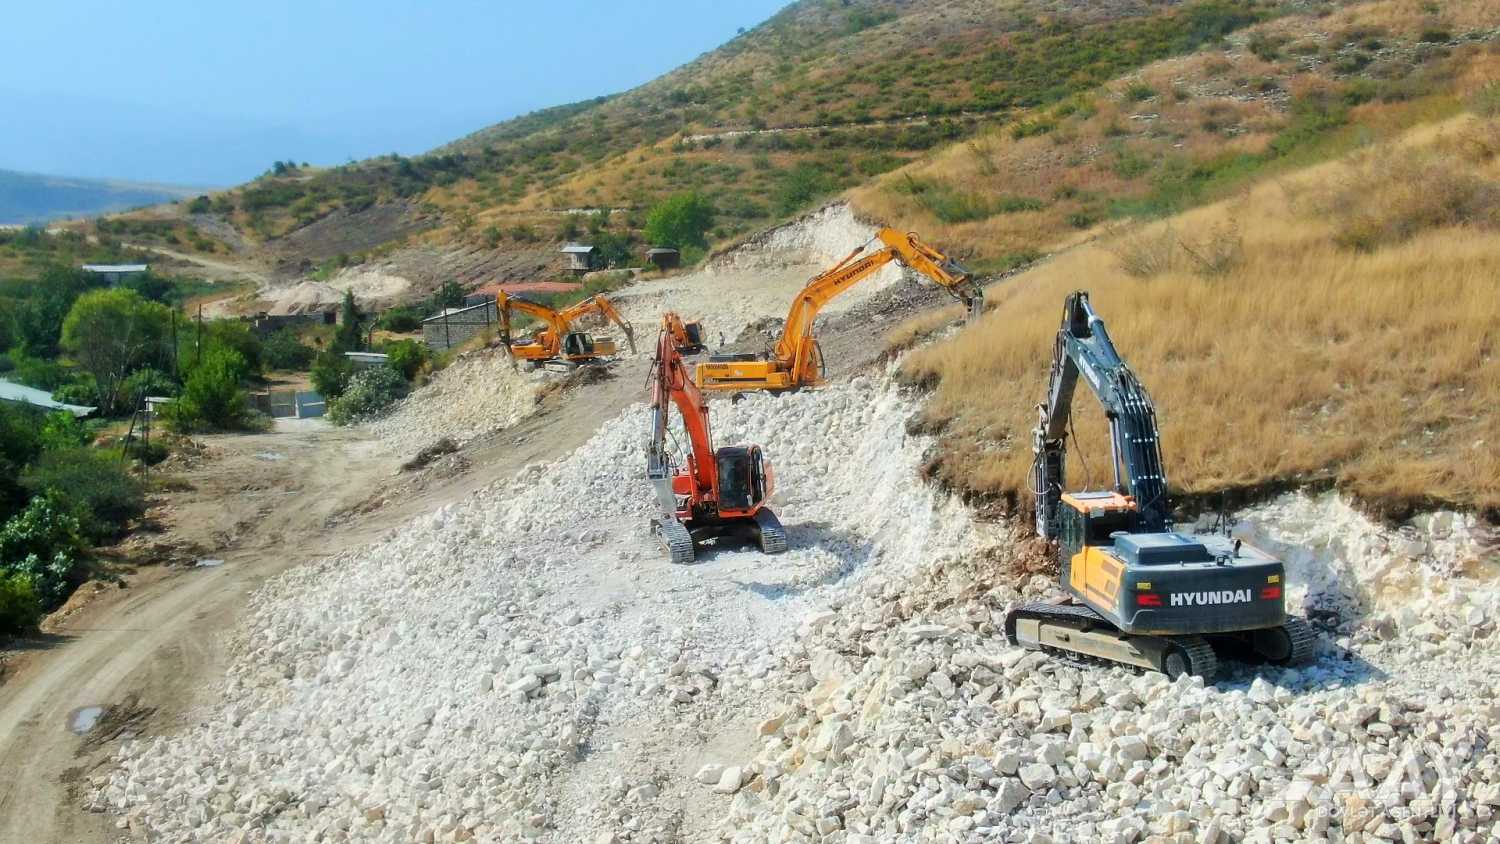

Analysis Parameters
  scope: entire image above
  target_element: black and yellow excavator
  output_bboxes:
[694,229,983,392]
[1006,291,1315,679]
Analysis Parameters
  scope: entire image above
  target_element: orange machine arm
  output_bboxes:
[497,291,569,353]
[648,326,717,511]
[560,294,637,353]
[773,228,981,385]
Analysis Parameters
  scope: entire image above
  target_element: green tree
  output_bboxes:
[645,193,715,249]
[334,290,363,352]
[431,279,466,310]
[0,496,87,606]
[12,266,102,357]
[61,288,172,415]
[774,165,835,216]
[162,347,254,432]
[21,449,144,543]
[311,349,354,399]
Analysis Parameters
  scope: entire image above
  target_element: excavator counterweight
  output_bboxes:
[1008,291,1315,679]
[694,229,982,392]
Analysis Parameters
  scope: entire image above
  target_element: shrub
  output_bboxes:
[122,367,177,406]
[262,329,317,370]
[38,412,91,451]
[1471,82,1500,118]
[21,449,145,543]
[162,347,257,432]
[0,497,87,605]
[327,367,408,425]
[383,339,429,381]
[0,572,42,634]
[51,376,99,409]
[6,350,71,391]
[375,307,425,333]
[1125,82,1156,102]
[311,350,354,399]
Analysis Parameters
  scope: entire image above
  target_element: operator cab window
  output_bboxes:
[717,450,752,510]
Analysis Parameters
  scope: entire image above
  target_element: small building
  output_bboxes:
[422,300,500,352]
[645,247,680,270]
[247,311,335,336]
[81,263,149,285]
[560,243,597,274]
[0,378,95,418]
[344,352,389,370]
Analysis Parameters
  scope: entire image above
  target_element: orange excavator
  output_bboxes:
[497,291,636,368]
[647,316,786,563]
[694,228,983,392]
[663,311,706,354]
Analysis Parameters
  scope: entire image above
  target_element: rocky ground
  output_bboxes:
[88,201,1500,843]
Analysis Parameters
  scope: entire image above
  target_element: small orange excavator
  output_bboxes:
[497,291,636,368]
[646,316,786,563]
[694,228,983,392]
[663,311,706,354]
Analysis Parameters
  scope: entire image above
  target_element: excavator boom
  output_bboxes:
[646,317,785,563]
[695,229,982,392]
[1009,289,1312,680]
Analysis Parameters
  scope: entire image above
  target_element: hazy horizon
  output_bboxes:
[2,0,788,187]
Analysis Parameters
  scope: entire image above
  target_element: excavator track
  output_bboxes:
[654,518,696,564]
[753,509,788,554]
[1006,600,1219,679]
[1253,615,1317,666]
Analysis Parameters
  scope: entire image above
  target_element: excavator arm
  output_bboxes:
[559,294,637,354]
[699,229,981,391]
[497,291,569,355]
[647,326,717,515]
[1032,290,1169,538]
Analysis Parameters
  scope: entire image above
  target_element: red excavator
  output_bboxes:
[646,317,787,563]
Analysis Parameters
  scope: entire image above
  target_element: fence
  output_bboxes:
[422,300,498,352]
[252,389,325,419]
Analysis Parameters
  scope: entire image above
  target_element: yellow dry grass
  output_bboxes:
[901,115,1500,519]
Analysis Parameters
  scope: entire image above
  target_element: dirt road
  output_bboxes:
[0,367,647,843]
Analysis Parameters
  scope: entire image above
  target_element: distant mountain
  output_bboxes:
[0,169,204,225]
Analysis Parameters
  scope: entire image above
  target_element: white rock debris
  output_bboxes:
[722,492,1499,843]
[369,349,540,456]
[611,203,904,351]
[96,373,979,842]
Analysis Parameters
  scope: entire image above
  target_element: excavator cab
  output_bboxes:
[714,445,768,512]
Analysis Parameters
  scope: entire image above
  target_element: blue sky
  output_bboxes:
[1,0,789,186]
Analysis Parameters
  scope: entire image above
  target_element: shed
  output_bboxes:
[560,243,597,273]
[344,352,390,370]
[645,247,680,270]
[0,378,95,418]
[81,263,149,285]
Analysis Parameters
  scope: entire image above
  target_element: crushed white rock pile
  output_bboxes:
[611,203,906,351]
[369,350,541,457]
[717,493,1499,843]
[95,373,977,842]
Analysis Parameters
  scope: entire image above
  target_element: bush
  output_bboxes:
[311,349,354,399]
[51,376,99,408]
[262,329,317,370]
[0,497,87,606]
[6,350,71,391]
[1124,82,1156,102]
[376,306,425,333]
[0,572,42,634]
[327,367,408,425]
[122,367,177,406]
[38,412,91,451]
[383,339,429,381]
[21,449,144,543]
[162,347,257,432]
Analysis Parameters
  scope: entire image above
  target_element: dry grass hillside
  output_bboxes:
[126,0,1289,279]
[850,0,1500,272]
[900,111,1500,521]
